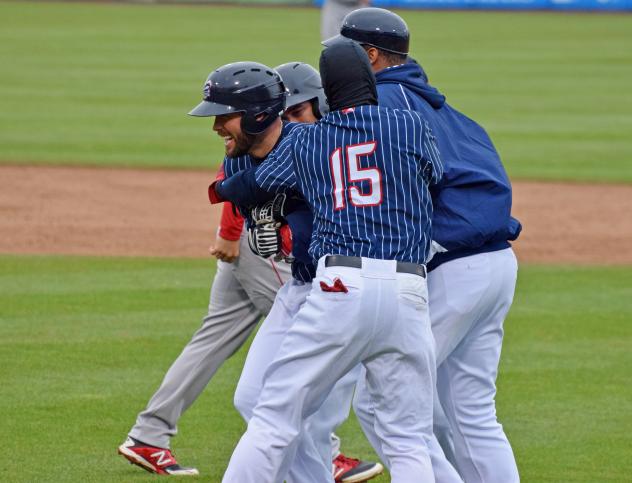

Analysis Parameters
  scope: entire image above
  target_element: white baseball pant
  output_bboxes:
[354,248,520,483]
[223,257,437,483]
[234,279,360,483]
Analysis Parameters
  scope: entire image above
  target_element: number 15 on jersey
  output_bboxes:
[330,141,382,211]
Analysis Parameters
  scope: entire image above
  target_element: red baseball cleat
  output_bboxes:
[118,437,199,476]
[333,453,384,482]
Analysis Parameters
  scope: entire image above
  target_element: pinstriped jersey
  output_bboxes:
[223,154,252,178]
[254,105,443,265]
[222,122,316,283]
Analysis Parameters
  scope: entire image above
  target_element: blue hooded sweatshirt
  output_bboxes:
[376,61,521,271]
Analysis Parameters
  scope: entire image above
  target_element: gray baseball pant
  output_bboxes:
[129,232,291,449]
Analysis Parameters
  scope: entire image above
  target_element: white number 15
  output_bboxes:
[330,141,382,211]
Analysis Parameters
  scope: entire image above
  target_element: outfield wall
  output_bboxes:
[121,0,632,11]
[313,0,632,10]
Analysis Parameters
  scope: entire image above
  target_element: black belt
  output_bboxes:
[325,255,426,278]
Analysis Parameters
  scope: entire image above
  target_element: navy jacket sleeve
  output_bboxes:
[215,166,272,208]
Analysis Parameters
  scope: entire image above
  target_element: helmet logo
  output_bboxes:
[203,81,212,100]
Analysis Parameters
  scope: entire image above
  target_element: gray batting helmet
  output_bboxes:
[275,62,329,118]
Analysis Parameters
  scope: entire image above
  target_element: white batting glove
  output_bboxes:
[247,222,282,258]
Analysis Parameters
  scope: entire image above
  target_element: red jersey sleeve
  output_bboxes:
[211,164,243,240]
[208,163,226,204]
[218,202,244,241]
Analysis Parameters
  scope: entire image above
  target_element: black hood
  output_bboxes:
[319,40,378,112]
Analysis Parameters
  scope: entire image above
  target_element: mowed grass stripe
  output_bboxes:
[1,3,631,181]
[0,255,218,483]
[499,265,632,482]
[1,255,631,481]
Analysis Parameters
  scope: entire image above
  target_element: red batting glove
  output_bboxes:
[280,224,293,257]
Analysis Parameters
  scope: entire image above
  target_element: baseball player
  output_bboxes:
[213,40,444,482]
[324,8,523,482]
[118,61,380,482]
[276,61,383,482]
[192,60,383,482]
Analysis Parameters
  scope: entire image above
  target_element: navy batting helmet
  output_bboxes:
[322,8,409,56]
[189,61,286,135]
[275,62,329,118]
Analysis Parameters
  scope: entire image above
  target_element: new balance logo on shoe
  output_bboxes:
[150,449,175,467]
[118,437,199,476]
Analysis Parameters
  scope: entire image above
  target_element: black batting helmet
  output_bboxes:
[275,62,329,118]
[322,8,409,56]
[189,61,286,135]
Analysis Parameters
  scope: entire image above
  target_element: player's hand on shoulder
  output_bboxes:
[209,235,240,263]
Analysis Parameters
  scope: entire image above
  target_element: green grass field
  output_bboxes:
[1,256,631,482]
[1,2,632,482]
[1,2,631,181]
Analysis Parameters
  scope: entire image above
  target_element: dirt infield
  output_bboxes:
[1,165,631,264]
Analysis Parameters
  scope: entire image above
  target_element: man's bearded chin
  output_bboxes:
[229,132,256,157]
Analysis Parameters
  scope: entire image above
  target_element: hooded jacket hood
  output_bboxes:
[320,40,378,112]
[376,60,446,110]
